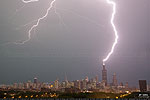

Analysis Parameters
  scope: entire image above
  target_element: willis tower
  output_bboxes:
[102,64,107,86]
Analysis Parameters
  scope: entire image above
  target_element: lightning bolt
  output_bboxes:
[4,0,118,62]
[14,0,39,16]
[15,0,56,44]
[9,0,38,23]
[54,5,68,31]
[15,19,37,31]
[21,0,39,3]
[103,0,119,65]
[55,7,104,28]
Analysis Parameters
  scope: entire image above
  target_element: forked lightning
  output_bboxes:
[10,0,118,64]
[15,0,56,44]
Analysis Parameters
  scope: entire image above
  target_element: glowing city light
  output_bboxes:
[103,0,118,65]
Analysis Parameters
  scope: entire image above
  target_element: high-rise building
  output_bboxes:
[139,80,147,92]
[54,80,59,89]
[80,79,87,90]
[64,74,69,88]
[102,64,107,86]
[112,73,117,86]
[13,83,18,89]
[125,82,129,89]
[95,75,98,83]
[74,80,80,89]
[18,83,23,89]
[85,76,89,82]
[34,77,38,84]
[120,82,123,86]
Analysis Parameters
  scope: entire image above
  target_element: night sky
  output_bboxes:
[0,0,149,86]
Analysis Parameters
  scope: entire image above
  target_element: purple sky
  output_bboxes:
[0,0,149,86]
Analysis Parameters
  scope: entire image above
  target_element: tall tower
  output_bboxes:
[95,75,98,83]
[112,73,117,86]
[64,73,68,88]
[102,64,107,86]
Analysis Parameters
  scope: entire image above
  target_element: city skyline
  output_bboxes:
[0,64,150,99]
[0,64,148,88]
[0,0,150,86]
[0,65,138,94]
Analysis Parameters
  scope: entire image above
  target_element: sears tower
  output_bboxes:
[102,64,107,86]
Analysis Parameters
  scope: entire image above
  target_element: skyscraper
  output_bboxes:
[112,73,117,86]
[80,79,87,90]
[85,76,89,82]
[54,80,59,89]
[125,82,129,89]
[95,75,98,83]
[102,64,107,86]
[74,80,80,89]
[34,77,38,84]
[139,80,147,92]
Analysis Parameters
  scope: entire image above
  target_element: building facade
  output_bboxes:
[139,80,147,92]
[102,64,107,86]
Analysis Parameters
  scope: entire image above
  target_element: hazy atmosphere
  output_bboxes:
[0,0,149,86]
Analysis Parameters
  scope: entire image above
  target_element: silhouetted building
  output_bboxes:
[125,82,129,89]
[112,73,117,86]
[139,80,147,92]
[120,82,124,86]
[80,79,87,90]
[95,75,98,83]
[102,64,107,86]
[64,74,69,88]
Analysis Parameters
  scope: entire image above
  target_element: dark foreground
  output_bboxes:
[0,98,150,100]
[1,91,150,99]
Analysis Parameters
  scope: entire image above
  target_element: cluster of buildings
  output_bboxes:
[0,64,139,93]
